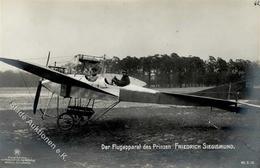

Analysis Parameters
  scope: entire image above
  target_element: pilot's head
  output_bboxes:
[122,69,128,75]
[91,67,98,76]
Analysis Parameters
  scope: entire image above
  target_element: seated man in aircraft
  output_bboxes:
[85,67,98,82]
[105,70,130,87]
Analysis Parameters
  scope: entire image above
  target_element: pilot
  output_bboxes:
[85,67,98,82]
[110,70,130,87]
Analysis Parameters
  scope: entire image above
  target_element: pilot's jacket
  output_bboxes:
[113,74,130,87]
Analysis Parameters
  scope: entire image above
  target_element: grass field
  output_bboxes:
[0,87,259,168]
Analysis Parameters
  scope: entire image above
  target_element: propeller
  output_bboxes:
[33,51,50,114]
[33,81,42,114]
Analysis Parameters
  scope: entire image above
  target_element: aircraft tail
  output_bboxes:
[191,81,247,100]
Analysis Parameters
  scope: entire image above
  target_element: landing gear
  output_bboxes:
[40,96,120,131]
[57,108,94,131]
[57,99,95,131]
[57,113,74,131]
[55,98,120,131]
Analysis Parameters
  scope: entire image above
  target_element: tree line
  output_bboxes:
[105,53,256,87]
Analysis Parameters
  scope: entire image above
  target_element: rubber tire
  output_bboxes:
[57,113,74,131]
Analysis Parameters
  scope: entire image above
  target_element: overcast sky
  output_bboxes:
[0,0,259,71]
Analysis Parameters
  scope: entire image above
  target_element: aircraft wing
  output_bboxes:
[0,57,117,98]
[119,85,240,112]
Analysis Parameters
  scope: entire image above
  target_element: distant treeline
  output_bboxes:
[104,53,258,87]
[0,53,258,88]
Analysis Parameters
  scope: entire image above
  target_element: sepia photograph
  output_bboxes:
[0,0,259,167]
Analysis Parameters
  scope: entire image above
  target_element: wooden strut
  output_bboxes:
[56,95,59,116]
[40,92,57,119]
[91,101,120,122]
[43,92,54,119]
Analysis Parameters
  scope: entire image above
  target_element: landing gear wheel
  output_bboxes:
[73,115,85,126]
[57,113,74,131]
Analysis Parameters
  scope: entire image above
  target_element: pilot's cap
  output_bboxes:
[122,69,127,74]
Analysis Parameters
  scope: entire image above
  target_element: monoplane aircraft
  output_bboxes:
[0,54,241,130]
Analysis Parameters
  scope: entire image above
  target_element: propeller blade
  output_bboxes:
[33,81,42,114]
